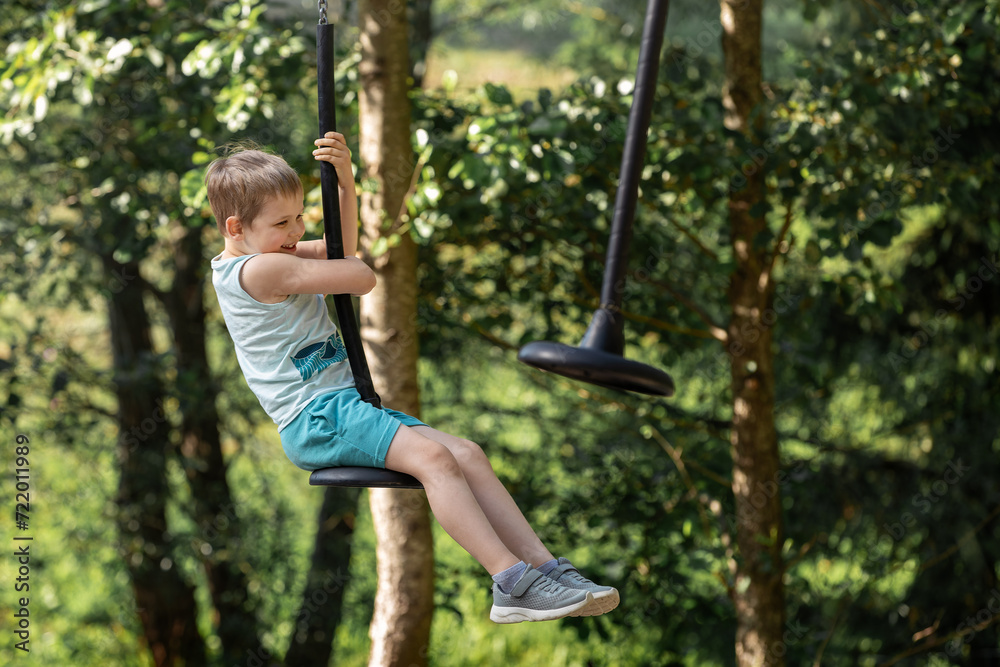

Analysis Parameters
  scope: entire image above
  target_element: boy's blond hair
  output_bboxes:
[205,145,303,234]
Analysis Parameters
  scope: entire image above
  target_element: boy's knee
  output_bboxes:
[455,438,492,469]
[421,441,463,477]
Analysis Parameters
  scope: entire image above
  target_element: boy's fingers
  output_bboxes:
[314,138,347,149]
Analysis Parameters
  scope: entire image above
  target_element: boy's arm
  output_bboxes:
[308,131,361,258]
[338,170,360,257]
[240,254,376,304]
[293,175,358,260]
[293,238,327,260]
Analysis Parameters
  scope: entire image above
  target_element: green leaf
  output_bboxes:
[180,167,209,211]
[371,236,389,257]
[482,82,513,106]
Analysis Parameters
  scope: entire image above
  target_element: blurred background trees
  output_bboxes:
[2,0,998,665]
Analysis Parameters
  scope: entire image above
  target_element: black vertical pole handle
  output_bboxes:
[308,15,424,488]
[579,0,671,357]
[317,22,381,408]
[601,0,670,312]
[516,0,675,397]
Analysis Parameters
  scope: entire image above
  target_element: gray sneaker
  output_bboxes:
[545,558,620,616]
[490,566,593,624]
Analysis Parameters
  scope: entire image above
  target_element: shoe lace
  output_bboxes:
[554,565,594,587]
[536,577,567,594]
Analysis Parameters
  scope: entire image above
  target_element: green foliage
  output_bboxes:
[2,0,999,665]
[401,1,1000,663]
[1,0,323,664]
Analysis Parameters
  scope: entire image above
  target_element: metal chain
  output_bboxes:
[318,0,328,24]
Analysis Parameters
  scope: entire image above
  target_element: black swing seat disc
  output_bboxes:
[309,467,423,489]
[518,341,675,397]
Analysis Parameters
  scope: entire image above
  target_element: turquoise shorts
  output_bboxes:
[279,387,425,471]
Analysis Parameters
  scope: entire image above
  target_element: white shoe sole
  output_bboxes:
[570,588,620,617]
[490,592,594,624]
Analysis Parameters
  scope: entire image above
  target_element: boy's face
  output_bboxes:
[234,193,305,255]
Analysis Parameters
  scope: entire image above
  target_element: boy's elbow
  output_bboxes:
[356,268,377,295]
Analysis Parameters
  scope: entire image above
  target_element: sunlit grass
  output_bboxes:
[423,45,578,100]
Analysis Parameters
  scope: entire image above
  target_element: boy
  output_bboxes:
[207,132,619,623]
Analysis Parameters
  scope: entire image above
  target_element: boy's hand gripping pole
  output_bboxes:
[317,21,381,408]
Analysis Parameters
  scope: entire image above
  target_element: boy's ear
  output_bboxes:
[225,216,243,238]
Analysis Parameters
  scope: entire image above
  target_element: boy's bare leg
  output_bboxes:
[383,426,521,575]
[410,425,556,568]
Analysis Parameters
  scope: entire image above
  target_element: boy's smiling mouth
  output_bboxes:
[281,242,297,250]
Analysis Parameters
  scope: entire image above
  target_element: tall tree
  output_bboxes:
[358,1,435,665]
[163,216,258,662]
[408,0,434,88]
[284,486,361,665]
[720,0,786,665]
[109,258,206,666]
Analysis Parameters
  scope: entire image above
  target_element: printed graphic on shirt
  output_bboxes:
[291,332,348,381]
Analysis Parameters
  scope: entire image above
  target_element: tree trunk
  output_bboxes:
[108,257,205,667]
[285,486,361,665]
[165,225,262,663]
[408,0,433,88]
[358,2,435,665]
[720,1,786,666]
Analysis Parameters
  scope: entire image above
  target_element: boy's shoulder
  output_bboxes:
[212,249,249,265]
[211,251,259,272]
[213,252,313,307]
[211,252,258,297]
